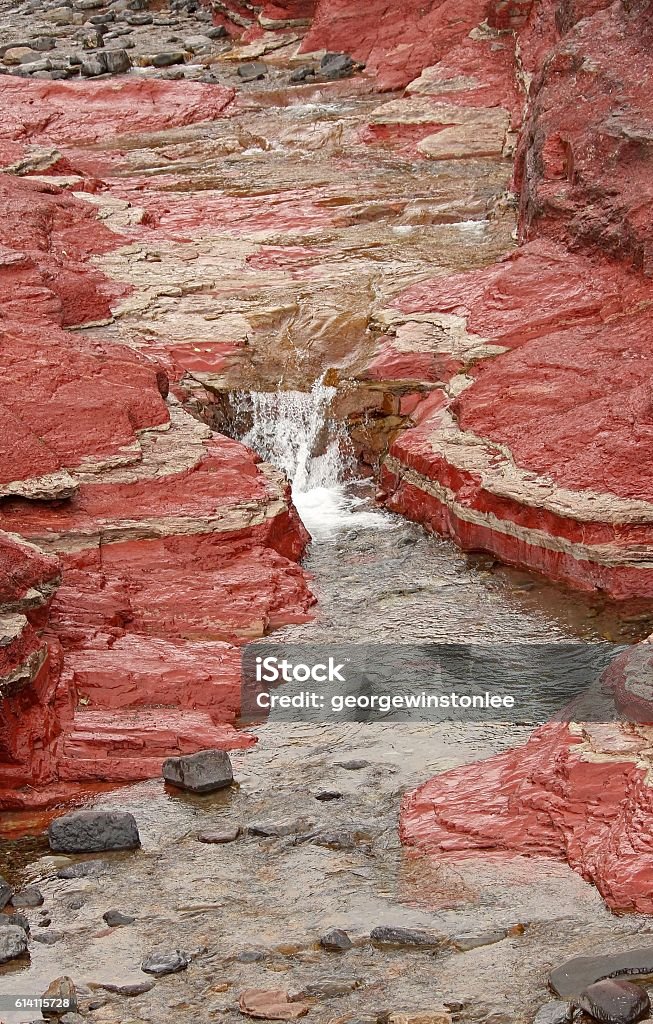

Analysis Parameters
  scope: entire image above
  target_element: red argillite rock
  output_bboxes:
[401,647,653,914]
[383,0,653,911]
[0,77,313,809]
[211,0,534,90]
[379,0,653,601]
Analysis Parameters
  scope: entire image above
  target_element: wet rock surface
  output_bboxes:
[162,748,234,793]
[577,980,651,1024]
[549,948,653,999]
[532,1002,573,1024]
[48,811,141,853]
[2,720,653,1023]
[0,0,652,1022]
[0,924,28,963]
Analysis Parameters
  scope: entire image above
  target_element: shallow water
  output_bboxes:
[2,70,653,1024]
[1,475,646,1024]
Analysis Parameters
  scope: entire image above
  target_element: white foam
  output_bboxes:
[236,378,395,540]
[294,483,395,541]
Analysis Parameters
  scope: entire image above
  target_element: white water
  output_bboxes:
[239,379,395,540]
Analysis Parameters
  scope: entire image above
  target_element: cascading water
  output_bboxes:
[237,378,394,540]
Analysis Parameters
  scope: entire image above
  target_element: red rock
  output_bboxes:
[0,77,234,151]
[379,3,653,599]
[0,74,312,808]
[0,531,60,613]
[401,656,653,914]
[515,1,653,273]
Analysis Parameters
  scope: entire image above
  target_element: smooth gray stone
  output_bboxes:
[141,949,190,976]
[103,909,135,927]
[577,980,650,1024]
[11,886,44,908]
[197,827,240,844]
[33,929,64,944]
[49,809,140,853]
[550,948,653,999]
[163,749,233,793]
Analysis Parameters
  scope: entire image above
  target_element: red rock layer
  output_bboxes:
[385,0,653,910]
[378,0,653,601]
[401,647,653,914]
[211,0,534,89]
[0,78,314,809]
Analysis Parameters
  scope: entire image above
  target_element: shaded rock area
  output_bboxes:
[2,725,653,1023]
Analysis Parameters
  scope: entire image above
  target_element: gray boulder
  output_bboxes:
[80,52,106,76]
[0,876,12,910]
[11,886,44,908]
[320,51,357,80]
[103,48,130,73]
[48,810,140,853]
[0,925,28,964]
[0,911,30,935]
[163,749,233,794]
[577,980,650,1024]
[141,949,190,976]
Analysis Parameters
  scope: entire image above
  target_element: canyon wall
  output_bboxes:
[373,0,653,911]
[0,78,315,809]
[378,0,653,601]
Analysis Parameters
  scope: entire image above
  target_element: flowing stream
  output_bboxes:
[236,378,393,540]
[3,78,653,1024]
[5,381,649,1024]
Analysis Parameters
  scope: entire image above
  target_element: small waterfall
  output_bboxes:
[235,378,393,540]
[240,378,349,494]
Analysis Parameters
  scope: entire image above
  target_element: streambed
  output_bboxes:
[1,58,652,1024]
[1,417,651,1023]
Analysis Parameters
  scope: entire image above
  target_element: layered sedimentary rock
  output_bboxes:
[214,0,533,90]
[378,0,653,601]
[0,77,314,808]
[387,0,653,910]
[402,646,653,914]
